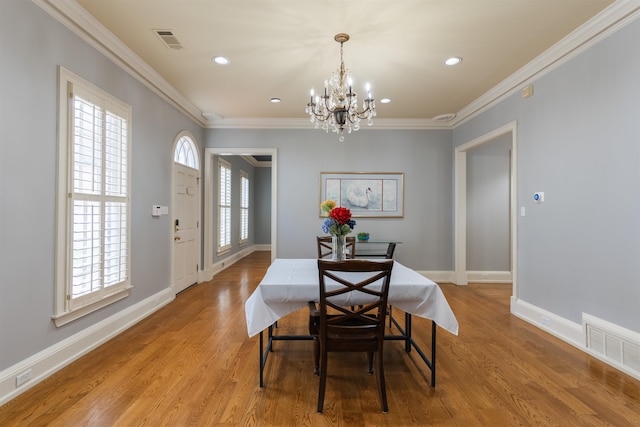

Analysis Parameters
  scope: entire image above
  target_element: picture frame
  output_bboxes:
[320,172,404,218]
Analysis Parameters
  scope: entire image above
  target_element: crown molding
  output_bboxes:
[453,0,640,127]
[32,0,208,126]
[34,0,640,131]
[204,117,452,130]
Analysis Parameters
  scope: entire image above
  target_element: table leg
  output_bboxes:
[259,331,264,388]
[431,320,437,387]
[405,312,412,353]
[258,325,313,387]
[268,324,274,351]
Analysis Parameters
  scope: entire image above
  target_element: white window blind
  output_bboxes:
[55,68,131,326]
[240,171,249,243]
[218,159,231,252]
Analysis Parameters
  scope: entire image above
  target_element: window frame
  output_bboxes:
[217,157,232,254]
[54,67,132,327]
[174,132,199,169]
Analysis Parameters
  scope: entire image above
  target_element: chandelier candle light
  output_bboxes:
[306,33,376,142]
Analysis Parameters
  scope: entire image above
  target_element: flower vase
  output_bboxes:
[331,234,346,260]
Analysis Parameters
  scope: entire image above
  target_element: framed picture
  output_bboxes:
[320,172,404,218]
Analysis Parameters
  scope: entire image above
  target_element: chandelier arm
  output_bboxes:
[354,109,372,120]
[322,95,333,113]
[307,99,333,122]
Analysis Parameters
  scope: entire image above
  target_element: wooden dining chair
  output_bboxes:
[308,259,394,413]
[385,242,396,259]
[316,236,356,259]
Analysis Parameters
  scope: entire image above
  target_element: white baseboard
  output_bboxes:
[1,244,273,406]
[467,270,512,283]
[0,287,175,406]
[417,270,455,283]
[416,270,512,284]
[511,297,640,381]
[511,296,585,350]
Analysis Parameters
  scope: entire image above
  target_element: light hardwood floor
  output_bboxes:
[1,251,639,426]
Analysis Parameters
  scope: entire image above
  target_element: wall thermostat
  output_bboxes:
[533,192,544,203]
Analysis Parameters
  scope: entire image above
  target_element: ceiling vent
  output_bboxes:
[153,30,183,50]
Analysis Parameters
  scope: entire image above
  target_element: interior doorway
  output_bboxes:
[203,147,277,274]
[454,121,518,297]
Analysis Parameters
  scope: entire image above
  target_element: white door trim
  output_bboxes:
[454,121,518,298]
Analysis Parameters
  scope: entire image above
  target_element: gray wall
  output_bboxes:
[466,137,511,271]
[454,19,640,331]
[254,167,272,245]
[204,128,454,270]
[0,0,203,369]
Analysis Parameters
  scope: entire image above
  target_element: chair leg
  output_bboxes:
[375,350,388,413]
[367,352,374,374]
[317,351,328,413]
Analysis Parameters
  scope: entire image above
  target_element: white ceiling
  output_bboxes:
[68,0,617,127]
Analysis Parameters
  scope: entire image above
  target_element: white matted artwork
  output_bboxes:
[320,172,404,218]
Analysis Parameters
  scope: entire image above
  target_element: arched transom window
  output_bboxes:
[174,134,199,169]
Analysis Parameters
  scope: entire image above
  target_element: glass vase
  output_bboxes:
[331,234,346,260]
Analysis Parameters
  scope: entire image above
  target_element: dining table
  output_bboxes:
[245,258,459,387]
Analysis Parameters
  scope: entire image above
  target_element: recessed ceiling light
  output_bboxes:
[270,98,281,103]
[213,56,230,65]
[445,57,462,66]
[380,98,391,104]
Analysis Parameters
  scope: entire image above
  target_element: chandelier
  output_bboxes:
[306,33,376,141]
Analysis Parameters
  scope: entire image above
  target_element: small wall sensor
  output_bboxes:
[533,192,544,203]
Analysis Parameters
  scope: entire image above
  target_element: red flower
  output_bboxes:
[329,207,352,225]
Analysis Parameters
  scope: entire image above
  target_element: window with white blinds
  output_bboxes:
[218,158,232,253]
[240,171,249,243]
[54,67,131,326]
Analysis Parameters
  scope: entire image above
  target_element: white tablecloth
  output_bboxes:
[245,259,459,337]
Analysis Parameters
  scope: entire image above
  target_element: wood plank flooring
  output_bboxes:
[1,251,639,426]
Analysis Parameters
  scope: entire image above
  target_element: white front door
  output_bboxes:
[173,163,199,293]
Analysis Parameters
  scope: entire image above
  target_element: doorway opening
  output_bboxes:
[454,121,518,298]
[203,147,277,276]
